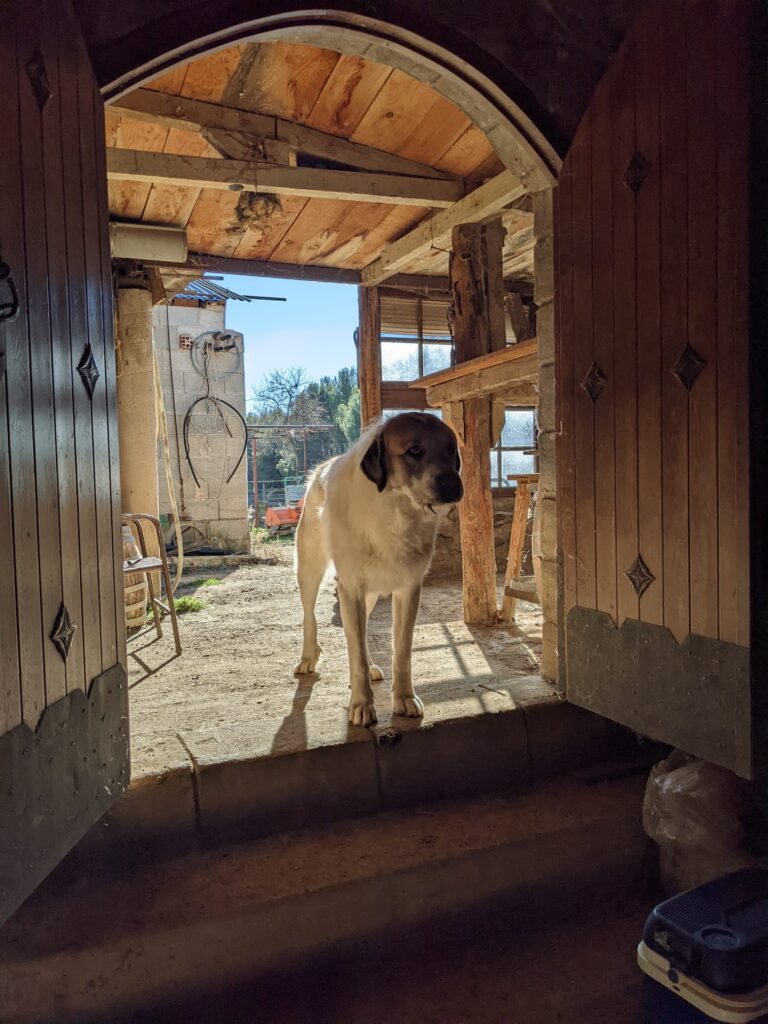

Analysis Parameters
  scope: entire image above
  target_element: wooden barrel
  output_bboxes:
[123,525,147,631]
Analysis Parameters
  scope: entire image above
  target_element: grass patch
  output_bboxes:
[175,596,206,614]
[197,577,222,588]
[251,527,272,545]
[147,595,206,622]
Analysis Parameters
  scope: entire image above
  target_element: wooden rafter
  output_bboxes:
[109,89,459,181]
[106,149,465,207]
[142,254,362,285]
[361,171,526,286]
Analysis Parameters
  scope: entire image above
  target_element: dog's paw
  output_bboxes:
[393,694,424,718]
[368,663,384,682]
[294,646,321,675]
[349,700,377,727]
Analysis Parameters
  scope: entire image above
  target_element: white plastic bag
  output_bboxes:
[642,750,754,893]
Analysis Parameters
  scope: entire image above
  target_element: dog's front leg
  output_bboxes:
[338,583,377,726]
[392,582,424,717]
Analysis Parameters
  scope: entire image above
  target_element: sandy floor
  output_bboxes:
[127,542,544,779]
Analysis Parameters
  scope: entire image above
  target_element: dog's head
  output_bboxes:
[360,413,463,509]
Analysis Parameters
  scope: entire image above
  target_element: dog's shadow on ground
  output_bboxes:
[270,673,319,754]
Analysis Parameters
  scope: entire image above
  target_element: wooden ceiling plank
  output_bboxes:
[361,170,525,285]
[184,189,247,257]
[231,195,309,261]
[269,198,358,266]
[110,89,459,180]
[395,96,472,167]
[106,149,466,207]
[235,42,340,122]
[341,204,429,270]
[307,55,392,137]
[435,124,503,179]
[350,70,440,154]
[179,45,247,103]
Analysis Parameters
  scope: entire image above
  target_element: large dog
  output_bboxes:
[294,413,464,726]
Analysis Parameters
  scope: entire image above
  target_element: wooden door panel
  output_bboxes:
[556,0,752,776]
[0,0,127,925]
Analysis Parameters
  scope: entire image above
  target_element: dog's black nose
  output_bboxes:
[436,471,463,504]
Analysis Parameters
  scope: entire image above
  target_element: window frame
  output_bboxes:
[490,406,538,495]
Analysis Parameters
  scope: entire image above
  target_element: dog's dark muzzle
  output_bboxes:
[435,471,464,504]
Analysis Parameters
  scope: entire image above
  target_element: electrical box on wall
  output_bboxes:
[178,332,193,350]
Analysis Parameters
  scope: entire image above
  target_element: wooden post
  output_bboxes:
[357,285,382,425]
[451,220,505,624]
[116,284,161,579]
[250,437,259,526]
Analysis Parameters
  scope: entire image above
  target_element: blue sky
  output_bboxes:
[219,274,359,411]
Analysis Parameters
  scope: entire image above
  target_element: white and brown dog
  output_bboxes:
[294,413,463,725]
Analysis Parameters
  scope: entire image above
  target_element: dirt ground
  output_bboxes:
[127,541,544,780]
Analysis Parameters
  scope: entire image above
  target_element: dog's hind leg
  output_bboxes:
[365,592,383,681]
[392,582,424,717]
[293,495,328,675]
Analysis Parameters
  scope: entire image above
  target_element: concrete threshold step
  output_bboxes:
[88,688,642,865]
[0,771,653,1024]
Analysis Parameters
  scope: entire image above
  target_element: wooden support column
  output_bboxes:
[451,220,506,624]
[357,285,382,426]
[116,284,160,568]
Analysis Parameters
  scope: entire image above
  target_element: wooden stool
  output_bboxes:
[122,512,182,655]
[501,473,540,622]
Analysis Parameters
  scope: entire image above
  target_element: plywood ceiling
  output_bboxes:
[106,41,533,280]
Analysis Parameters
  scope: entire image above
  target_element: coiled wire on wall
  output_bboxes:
[182,330,248,494]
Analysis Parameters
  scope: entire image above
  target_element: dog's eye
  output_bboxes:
[406,445,424,459]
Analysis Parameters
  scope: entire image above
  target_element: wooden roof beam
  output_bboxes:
[109,89,459,182]
[361,170,526,286]
[106,149,465,207]
[141,253,362,285]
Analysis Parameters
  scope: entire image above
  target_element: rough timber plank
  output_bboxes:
[235,42,339,122]
[362,171,524,285]
[307,55,392,138]
[106,149,464,207]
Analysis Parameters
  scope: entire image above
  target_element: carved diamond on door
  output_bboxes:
[671,343,706,391]
[26,51,53,110]
[580,361,607,403]
[50,604,77,662]
[625,555,655,598]
[77,344,100,399]
[623,151,651,194]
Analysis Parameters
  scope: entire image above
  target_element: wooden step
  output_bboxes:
[0,771,651,1024]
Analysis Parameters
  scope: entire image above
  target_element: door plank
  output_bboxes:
[4,8,46,726]
[634,9,664,628]
[60,33,102,688]
[78,32,118,673]
[0,6,23,732]
[660,3,691,643]
[45,1,87,695]
[18,6,64,705]
[611,39,639,625]
[590,77,617,622]
[716,0,750,647]
[92,78,126,671]
[686,0,719,640]
[556,165,577,618]
[570,111,597,610]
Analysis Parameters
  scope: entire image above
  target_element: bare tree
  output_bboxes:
[251,367,310,416]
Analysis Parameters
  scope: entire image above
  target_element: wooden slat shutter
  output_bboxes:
[555,0,751,776]
[0,0,128,924]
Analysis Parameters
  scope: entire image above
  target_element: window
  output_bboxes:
[379,295,452,383]
[491,408,536,488]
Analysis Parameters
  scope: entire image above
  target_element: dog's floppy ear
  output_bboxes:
[361,434,388,492]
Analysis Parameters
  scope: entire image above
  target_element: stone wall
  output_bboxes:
[153,302,250,554]
[430,494,533,580]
